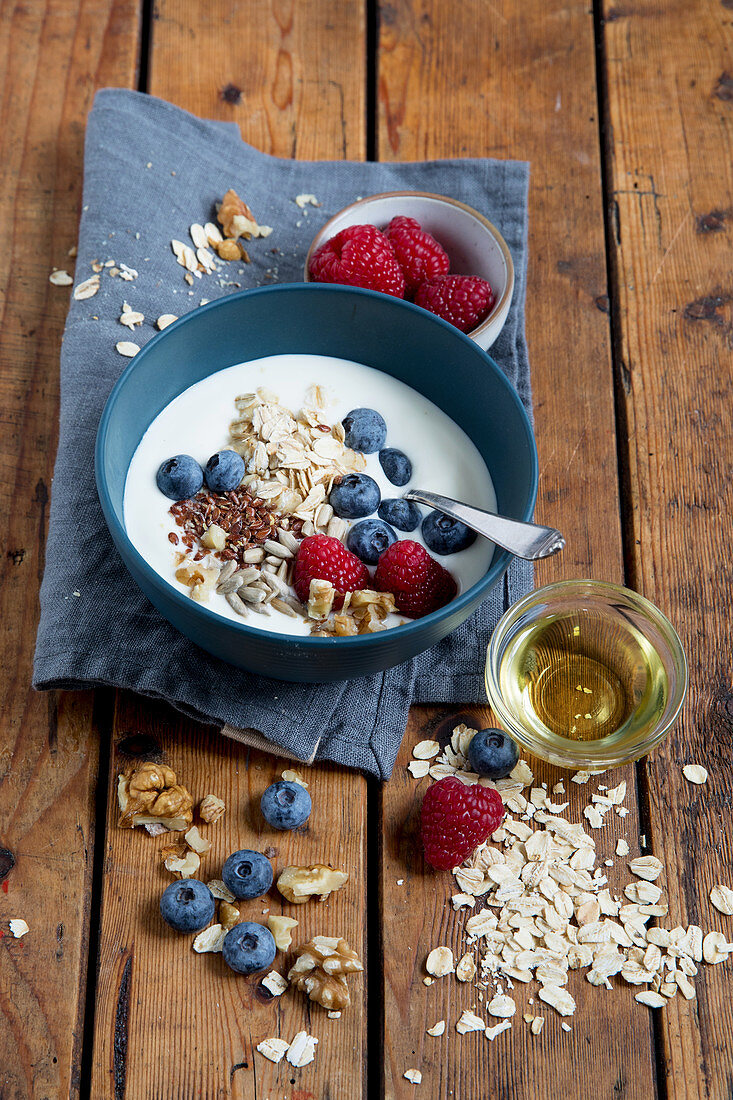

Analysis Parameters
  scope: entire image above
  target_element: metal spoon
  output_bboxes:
[404,489,565,561]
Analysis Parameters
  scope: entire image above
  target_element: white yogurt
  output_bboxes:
[123,353,496,635]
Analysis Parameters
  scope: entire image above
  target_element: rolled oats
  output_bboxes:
[628,856,663,881]
[404,1069,422,1084]
[456,1009,486,1034]
[682,764,708,785]
[426,946,454,977]
[710,884,733,915]
[426,1020,446,1036]
[256,1038,289,1064]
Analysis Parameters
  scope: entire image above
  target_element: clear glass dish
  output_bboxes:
[485,579,688,771]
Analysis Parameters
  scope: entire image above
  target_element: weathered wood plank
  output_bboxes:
[377,1,655,1096]
[149,0,365,158]
[601,1,733,1096]
[0,2,139,1097]
[90,701,367,1100]
[90,3,368,1097]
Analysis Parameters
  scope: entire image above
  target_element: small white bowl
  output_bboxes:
[304,190,514,350]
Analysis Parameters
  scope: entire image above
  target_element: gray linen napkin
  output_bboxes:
[32,89,532,779]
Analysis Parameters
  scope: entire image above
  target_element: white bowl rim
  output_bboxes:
[303,189,514,340]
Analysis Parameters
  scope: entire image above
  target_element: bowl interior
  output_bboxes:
[304,193,512,324]
[97,283,536,645]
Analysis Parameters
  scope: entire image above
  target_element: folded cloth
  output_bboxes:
[32,89,532,780]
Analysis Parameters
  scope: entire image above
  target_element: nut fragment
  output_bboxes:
[192,923,225,953]
[199,794,226,824]
[426,946,454,977]
[219,902,240,931]
[165,849,200,878]
[184,825,211,856]
[710,884,733,915]
[202,523,227,550]
[117,763,193,830]
[276,864,348,904]
[288,936,363,1011]
[267,914,299,949]
[262,970,289,996]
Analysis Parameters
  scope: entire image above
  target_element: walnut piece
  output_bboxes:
[277,865,349,904]
[217,188,272,240]
[117,762,193,831]
[288,936,363,1011]
[199,794,226,824]
[184,825,211,855]
[219,901,240,931]
[267,914,299,949]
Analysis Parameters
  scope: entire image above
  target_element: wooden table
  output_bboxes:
[1,1,732,1097]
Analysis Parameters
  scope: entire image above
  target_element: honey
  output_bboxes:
[496,607,669,747]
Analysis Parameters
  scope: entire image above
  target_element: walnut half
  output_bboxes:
[276,865,349,905]
[288,936,363,1011]
[117,762,193,831]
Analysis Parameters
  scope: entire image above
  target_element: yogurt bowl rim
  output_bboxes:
[95,282,537,650]
[303,190,514,343]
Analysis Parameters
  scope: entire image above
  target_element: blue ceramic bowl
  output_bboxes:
[95,283,537,682]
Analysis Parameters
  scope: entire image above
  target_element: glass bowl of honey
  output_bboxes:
[485,579,688,770]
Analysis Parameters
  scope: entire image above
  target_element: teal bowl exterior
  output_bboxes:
[95,283,537,682]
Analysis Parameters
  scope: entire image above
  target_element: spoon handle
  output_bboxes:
[404,489,565,561]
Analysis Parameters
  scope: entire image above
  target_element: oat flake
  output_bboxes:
[682,764,708,785]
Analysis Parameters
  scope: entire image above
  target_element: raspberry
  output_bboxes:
[421,777,504,870]
[293,534,370,605]
[374,540,457,619]
[414,274,495,333]
[308,225,406,298]
[384,216,450,296]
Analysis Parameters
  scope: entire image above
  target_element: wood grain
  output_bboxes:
[90,4,369,1097]
[150,0,365,158]
[0,2,139,1097]
[376,1,655,1096]
[601,1,733,1096]
[90,700,367,1099]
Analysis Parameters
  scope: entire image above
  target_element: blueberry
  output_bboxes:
[346,518,397,565]
[204,449,245,492]
[467,728,520,779]
[341,408,387,453]
[329,473,381,519]
[222,921,277,975]
[160,879,215,933]
[422,510,477,555]
[156,454,204,500]
[260,780,312,830]
[378,498,422,532]
[379,448,412,486]
[221,849,274,900]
